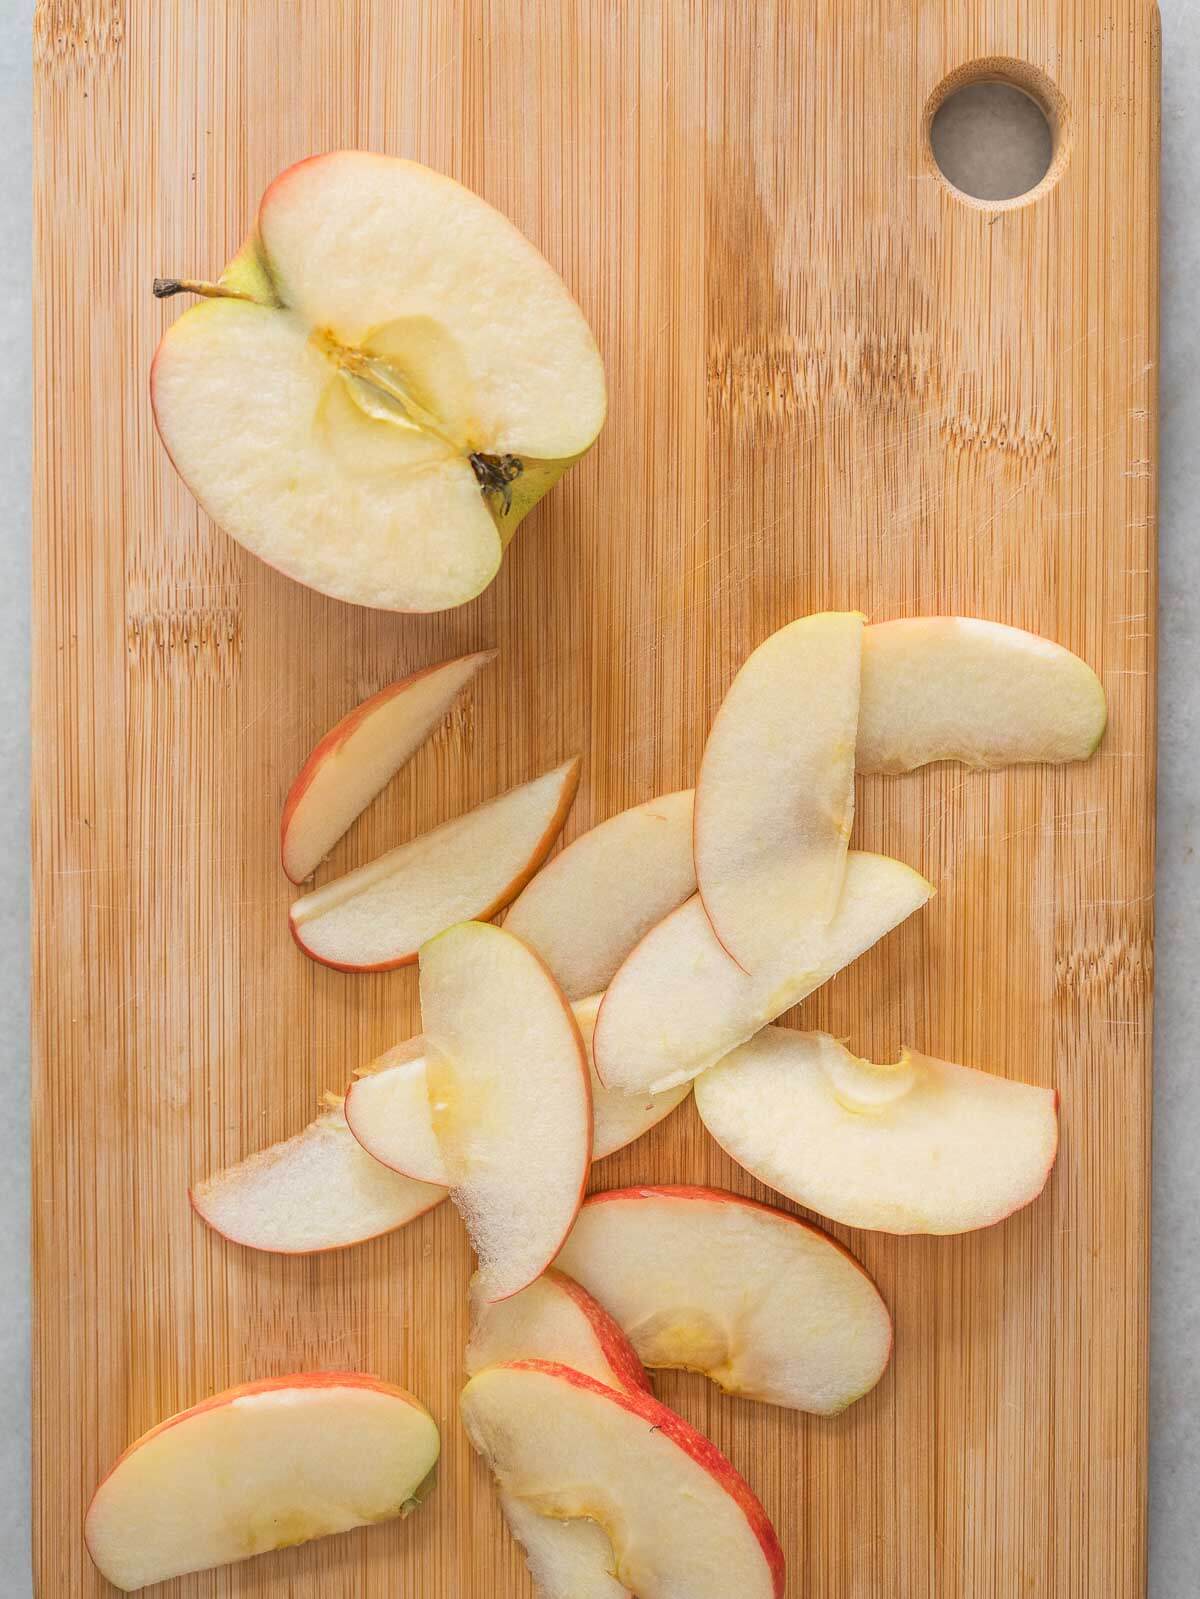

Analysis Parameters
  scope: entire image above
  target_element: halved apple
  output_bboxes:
[504,790,697,997]
[694,1029,1059,1233]
[289,757,579,971]
[151,152,606,612]
[694,612,862,971]
[190,1095,445,1253]
[85,1372,440,1591]
[420,921,591,1300]
[858,616,1107,772]
[593,851,934,1094]
[460,1361,785,1599]
[281,649,496,883]
[555,1186,891,1413]
[466,1267,651,1394]
[344,992,689,1181]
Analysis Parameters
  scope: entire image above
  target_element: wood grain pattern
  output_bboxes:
[32,1,1159,1594]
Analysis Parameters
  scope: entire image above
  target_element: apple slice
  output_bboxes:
[152,152,606,613]
[858,616,1107,772]
[461,1361,785,1599]
[504,790,697,997]
[190,1095,445,1254]
[496,1497,633,1599]
[345,992,689,1181]
[593,850,934,1094]
[466,1267,651,1394]
[85,1372,440,1591]
[420,921,591,1301]
[694,612,863,971]
[555,1186,891,1414]
[694,1029,1059,1233]
[289,757,579,971]
[281,649,496,883]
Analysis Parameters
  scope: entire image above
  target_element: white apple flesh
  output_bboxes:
[555,1186,892,1414]
[858,616,1107,772]
[85,1373,440,1591]
[460,1361,786,1599]
[694,612,862,971]
[289,757,579,971]
[694,1028,1059,1233]
[420,921,591,1301]
[466,1267,651,1394]
[593,851,934,1094]
[281,649,496,883]
[151,152,606,612]
[190,1096,444,1253]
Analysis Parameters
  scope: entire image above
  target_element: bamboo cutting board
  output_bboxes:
[32,2,1159,1595]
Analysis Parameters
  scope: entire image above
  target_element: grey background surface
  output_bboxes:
[1,5,1195,1593]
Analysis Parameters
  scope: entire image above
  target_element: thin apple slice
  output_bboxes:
[85,1372,440,1591]
[694,1028,1059,1234]
[289,757,579,971]
[466,1268,651,1394]
[461,1361,785,1599]
[555,1186,891,1414]
[504,790,697,997]
[420,921,591,1301]
[858,616,1107,772]
[694,612,863,971]
[281,649,497,883]
[593,851,933,1095]
[190,1095,444,1254]
[496,1497,633,1599]
[344,993,688,1181]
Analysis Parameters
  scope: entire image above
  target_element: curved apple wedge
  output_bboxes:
[504,790,698,997]
[497,1497,634,1599]
[695,612,863,971]
[85,1372,440,1591]
[555,1186,891,1414]
[694,1029,1059,1234]
[189,1097,445,1253]
[460,1362,785,1599]
[345,993,688,1182]
[593,851,934,1095]
[289,758,579,971]
[467,1268,651,1394]
[858,617,1107,772]
[420,922,591,1301]
[281,649,497,883]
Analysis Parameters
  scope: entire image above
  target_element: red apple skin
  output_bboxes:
[287,758,581,973]
[497,1360,786,1599]
[280,650,498,884]
[538,1268,654,1396]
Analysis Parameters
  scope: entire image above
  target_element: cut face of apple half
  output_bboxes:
[555,1186,891,1414]
[593,851,934,1095]
[694,1029,1059,1234]
[461,1361,786,1599]
[281,649,496,883]
[344,992,689,1181]
[420,921,591,1301]
[190,1095,445,1254]
[466,1267,651,1394]
[85,1372,440,1591]
[858,616,1107,772]
[151,152,606,612]
[289,757,579,971]
[504,789,698,998]
[695,612,862,971]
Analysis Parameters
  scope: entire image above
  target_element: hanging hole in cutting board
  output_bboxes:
[925,59,1070,210]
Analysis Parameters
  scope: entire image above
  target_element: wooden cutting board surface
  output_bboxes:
[31,2,1159,1595]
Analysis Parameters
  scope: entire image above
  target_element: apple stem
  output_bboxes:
[152,277,261,304]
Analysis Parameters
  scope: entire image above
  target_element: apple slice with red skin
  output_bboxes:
[694,1028,1060,1234]
[289,757,579,971]
[85,1372,440,1591]
[555,1186,891,1414]
[420,921,592,1301]
[460,1360,785,1599]
[467,1267,651,1394]
[281,648,496,883]
[189,1095,445,1254]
